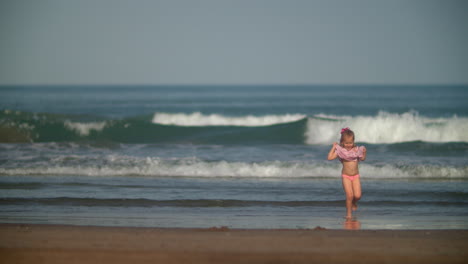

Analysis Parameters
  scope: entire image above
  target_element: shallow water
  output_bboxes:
[1,85,467,229]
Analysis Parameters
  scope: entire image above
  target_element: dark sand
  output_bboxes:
[1,224,467,264]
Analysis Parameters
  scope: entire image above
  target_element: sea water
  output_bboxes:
[0,85,467,229]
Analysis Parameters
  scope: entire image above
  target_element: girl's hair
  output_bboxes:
[340,127,355,145]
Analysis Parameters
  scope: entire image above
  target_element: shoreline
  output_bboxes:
[1,224,467,264]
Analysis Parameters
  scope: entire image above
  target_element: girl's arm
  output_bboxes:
[360,146,367,161]
[327,142,338,160]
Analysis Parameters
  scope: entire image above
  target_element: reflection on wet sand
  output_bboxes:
[343,218,361,230]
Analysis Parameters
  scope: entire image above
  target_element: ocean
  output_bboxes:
[0,85,467,229]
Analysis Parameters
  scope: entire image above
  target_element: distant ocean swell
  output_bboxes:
[1,157,466,179]
[1,110,468,144]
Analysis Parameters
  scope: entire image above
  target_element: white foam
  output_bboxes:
[0,156,466,179]
[152,112,306,127]
[306,111,468,144]
[64,121,107,136]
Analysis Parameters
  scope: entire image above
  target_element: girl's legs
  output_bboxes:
[351,177,362,211]
[342,178,354,218]
[342,177,362,218]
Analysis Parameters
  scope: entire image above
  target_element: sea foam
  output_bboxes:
[1,156,466,179]
[152,112,306,126]
[64,121,107,136]
[306,111,468,144]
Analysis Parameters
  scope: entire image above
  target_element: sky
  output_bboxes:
[0,0,467,85]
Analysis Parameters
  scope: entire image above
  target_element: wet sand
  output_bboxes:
[1,224,467,264]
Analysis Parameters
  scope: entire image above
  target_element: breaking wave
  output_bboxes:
[1,110,467,144]
[152,112,306,126]
[306,111,468,144]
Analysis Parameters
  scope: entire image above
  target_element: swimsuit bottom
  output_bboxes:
[342,174,360,181]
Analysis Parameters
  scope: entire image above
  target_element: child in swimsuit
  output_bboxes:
[327,127,367,219]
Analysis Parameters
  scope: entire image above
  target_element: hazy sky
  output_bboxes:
[1,0,467,85]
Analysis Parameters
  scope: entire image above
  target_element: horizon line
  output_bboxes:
[1,83,467,87]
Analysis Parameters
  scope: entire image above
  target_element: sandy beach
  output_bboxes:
[1,224,467,264]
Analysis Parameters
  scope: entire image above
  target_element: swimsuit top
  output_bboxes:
[335,145,365,162]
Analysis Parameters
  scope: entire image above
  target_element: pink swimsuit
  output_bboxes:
[342,174,360,181]
[335,145,365,181]
[335,145,365,162]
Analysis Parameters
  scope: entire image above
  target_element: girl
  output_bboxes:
[327,127,366,219]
